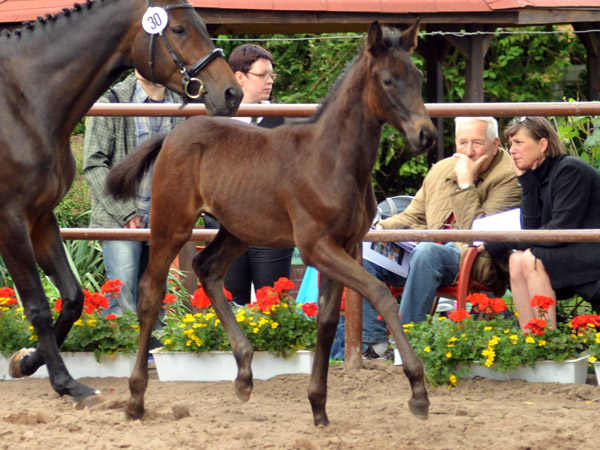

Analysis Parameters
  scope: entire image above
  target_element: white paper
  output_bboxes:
[362,240,413,277]
[472,208,521,245]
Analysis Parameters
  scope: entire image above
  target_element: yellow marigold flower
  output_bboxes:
[179,323,187,329]
[447,344,454,348]
[526,336,536,344]
[509,334,518,340]
[595,333,600,344]
[29,335,37,341]
[253,327,259,334]
[131,324,140,332]
[590,356,597,362]
[503,329,510,334]
[186,340,192,346]
[403,323,414,328]
[438,316,447,321]
[538,339,547,346]
[449,374,457,388]
[215,319,221,327]
[183,314,195,323]
[17,307,24,312]
[163,338,171,345]
[445,352,452,359]
[448,336,458,342]
[271,322,279,329]
[86,319,97,328]
[484,326,492,331]
[424,347,432,353]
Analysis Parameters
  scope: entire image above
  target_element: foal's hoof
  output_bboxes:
[8,348,35,378]
[233,379,253,403]
[73,391,105,410]
[408,398,430,420]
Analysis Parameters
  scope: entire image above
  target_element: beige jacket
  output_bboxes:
[380,149,522,290]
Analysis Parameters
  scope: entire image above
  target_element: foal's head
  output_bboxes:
[363,21,437,153]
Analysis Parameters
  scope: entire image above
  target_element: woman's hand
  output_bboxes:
[476,244,486,253]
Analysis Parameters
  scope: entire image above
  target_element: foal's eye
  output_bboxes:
[171,25,186,35]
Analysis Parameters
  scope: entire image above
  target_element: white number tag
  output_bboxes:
[142,7,168,35]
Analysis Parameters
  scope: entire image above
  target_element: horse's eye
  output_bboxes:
[171,25,186,35]
[382,78,393,87]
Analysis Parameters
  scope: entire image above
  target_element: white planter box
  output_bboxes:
[593,361,600,385]
[0,352,137,380]
[152,350,315,382]
[461,354,589,384]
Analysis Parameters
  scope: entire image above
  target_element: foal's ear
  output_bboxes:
[366,21,385,56]
[401,20,420,54]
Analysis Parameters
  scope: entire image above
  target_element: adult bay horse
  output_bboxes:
[108,21,436,424]
[0,0,242,408]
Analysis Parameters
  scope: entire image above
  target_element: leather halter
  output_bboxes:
[147,0,225,100]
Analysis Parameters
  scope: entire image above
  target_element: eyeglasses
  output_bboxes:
[246,71,277,81]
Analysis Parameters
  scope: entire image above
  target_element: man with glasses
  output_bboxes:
[203,44,293,305]
[361,117,522,359]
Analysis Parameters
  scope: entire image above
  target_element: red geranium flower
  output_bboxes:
[273,277,295,293]
[570,314,600,330]
[105,313,118,320]
[529,295,555,311]
[254,286,281,313]
[301,302,318,318]
[448,309,470,322]
[0,287,18,306]
[101,279,123,299]
[162,293,177,304]
[524,317,548,336]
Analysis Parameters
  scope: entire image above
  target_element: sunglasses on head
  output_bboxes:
[509,116,530,125]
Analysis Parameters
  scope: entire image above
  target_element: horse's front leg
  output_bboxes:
[307,274,343,427]
[309,238,429,420]
[4,216,102,408]
[193,229,253,402]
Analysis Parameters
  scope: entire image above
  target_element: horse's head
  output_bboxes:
[131,0,242,115]
[363,21,437,154]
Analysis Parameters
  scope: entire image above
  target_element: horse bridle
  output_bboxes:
[146,0,225,100]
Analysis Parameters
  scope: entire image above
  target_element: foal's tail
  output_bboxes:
[106,132,167,200]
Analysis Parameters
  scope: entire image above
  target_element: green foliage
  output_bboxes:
[0,292,34,357]
[552,112,600,171]
[55,135,91,228]
[60,310,140,361]
[155,284,317,357]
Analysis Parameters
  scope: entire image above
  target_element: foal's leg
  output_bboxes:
[3,214,102,407]
[125,229,190,420]
[307,274,343,427]
[193,229,253,401]
[308,238,429,420]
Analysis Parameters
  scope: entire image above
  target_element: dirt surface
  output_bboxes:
[0,360,598,450]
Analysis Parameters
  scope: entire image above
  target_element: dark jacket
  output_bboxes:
[486,154,600,289]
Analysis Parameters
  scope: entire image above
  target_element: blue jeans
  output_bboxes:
[225,246,294,305]
[101,240,149,316]
[362,242,461,344]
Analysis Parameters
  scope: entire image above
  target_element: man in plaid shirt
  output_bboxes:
[83,70,184,316]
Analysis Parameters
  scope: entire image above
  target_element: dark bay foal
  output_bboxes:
[108,20,436,424]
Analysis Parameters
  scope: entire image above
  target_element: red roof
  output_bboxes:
[0,0,600,23]
[0,0,599,24]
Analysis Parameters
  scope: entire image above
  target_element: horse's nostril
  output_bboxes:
[226,86,242,109]
[420,129,436,149]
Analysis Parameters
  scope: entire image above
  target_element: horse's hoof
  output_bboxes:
[408,398,430,420]
[124,401,144,421]
[73,391,104,410]
[233,379,253,402]
[8,348,35,378]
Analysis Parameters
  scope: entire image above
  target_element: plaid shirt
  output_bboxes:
[83,73,183,228]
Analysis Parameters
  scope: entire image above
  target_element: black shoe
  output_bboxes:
[363,346,384,360]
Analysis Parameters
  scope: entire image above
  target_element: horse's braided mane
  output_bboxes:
[1,0,102,39]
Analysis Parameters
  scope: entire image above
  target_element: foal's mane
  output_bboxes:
[295,52,362,125]
[0,0,102,40]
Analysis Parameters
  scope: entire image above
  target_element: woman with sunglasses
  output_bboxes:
[482,116,600,330]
